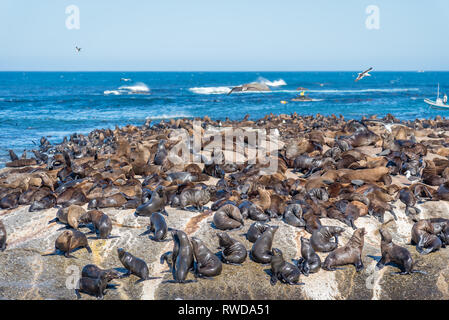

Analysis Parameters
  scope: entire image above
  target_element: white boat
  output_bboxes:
[424,84,448,109]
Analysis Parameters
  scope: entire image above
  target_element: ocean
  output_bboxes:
[0,71,448,167]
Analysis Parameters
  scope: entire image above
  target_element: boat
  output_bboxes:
[291,90,314,102]
[424,84,448,109]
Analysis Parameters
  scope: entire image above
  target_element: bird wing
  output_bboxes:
[363,67,373,75]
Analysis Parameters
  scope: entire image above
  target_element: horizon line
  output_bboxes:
[1,70,448,73]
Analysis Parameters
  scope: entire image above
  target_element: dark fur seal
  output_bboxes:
[297,237,321,276]
[140,212,168,242]
[216,232,247,265]
[323,228,366,271]
[117,248,149,281]
[161,230,195,283]
[397,188,420,217]
[135,186,166,216]
[310,226,345,253]
[238,200,270,221]
[376,229,415,274]
[81,264,121,281]
[54,229,92,258]
[246,222,269,243]
[76,276,108,299]
[250,225,278,264]
[0,220,6,251]
[283,203,305,228]
[191,237,222,278]
[270,248,301,285]
[411,219,445,254]
[213,204,244,230]
[80,210,113,239]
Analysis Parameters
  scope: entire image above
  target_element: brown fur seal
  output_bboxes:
[323,228,366,271]
[310,226,345,253]
[117,248,150,281]
[376,229,416,274]
[161,230,195,283]
[270,248,301,285]
[216,232,247,265]
[411,219,445,254]
[79,210,113,239]
[397,188,420,217]
[54,229,92,258]
[140,211,168,242]
[191,237,222,278]
[51,205,86,229]
[76,276,108,299]
[179,188,210,211]
[297,237,321,276]
[283,203,306,228]
[250,225,279,264]
[81,264,122,282]
[213,204,244,230]
[88,193,127,210]
[238,200,270,222]
[246,222,269,243]
[135,186,166,216]
[0,220,6,251]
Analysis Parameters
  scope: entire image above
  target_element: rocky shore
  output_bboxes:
[1,113,449,300]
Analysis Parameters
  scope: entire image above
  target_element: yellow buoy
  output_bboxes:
[281,100,288,104]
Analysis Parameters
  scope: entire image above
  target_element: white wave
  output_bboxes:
[149,113,193,119]
[257,77,287,87]
[307,88,419,93]
[118,82,150,93]
[189,86,232,95]
[104,90,121,95]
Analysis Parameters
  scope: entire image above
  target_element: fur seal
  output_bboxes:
[283,203,306,228]
[246,222,269,243]
[238,200,270,221]
[310,226,345,253]
[117,248,150,281]
[270,248,301,285]
[297,237,321,276]
[323,228,366,271]
[81,264,122,281]
[213,204,244,230]
[411,219,445,254]
[0,220,6,251]
[376,228,415,274]
[191,237,222,278]
[76,276,108,299]
[250,225,279,264]
[80,210,113,239]
[54,229,92,258]
[135,186,166,216]
[179,188,210,211]
[140,212,168,242]
[216,232,247,265]
[51,205,86,229]
[162,230,195,283]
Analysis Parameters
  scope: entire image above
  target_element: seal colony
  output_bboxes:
[2,112,449,299]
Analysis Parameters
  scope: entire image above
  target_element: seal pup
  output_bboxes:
[53,229,92,258]
[376,228,417,275]
[117,248,150,282]
[135,186,167,216]
[397,188,421,217]
[323,228,366,271]
[297,237,321,276]
[139,212,169,242]
[191,237,222,278]
[75,275,108,300]
[213,204,244,230]
[310,226,345,253]
[246,222,269,243]
[238,200,270,222]
[250,225,279,264]
[179,188,210,211]
[161,230,195,283]
[270,248,302,285]
[283,203,306,228]
[216,232,247,265]
[50,205,86,229]
[0,220,6,252]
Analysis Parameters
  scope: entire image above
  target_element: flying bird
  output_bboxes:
[355,67,373,82]
[75,46,82,53]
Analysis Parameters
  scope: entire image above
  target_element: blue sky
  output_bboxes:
[1,0,448,71]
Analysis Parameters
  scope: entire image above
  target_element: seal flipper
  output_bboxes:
[75,289,81,299]
[270,273,278,286]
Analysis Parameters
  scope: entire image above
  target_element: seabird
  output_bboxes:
[362,119,408,134]
[75,46,81,53]
[355,67,373,82]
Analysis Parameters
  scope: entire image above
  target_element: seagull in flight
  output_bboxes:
[75,46,82,53]
[355,67,373,82]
